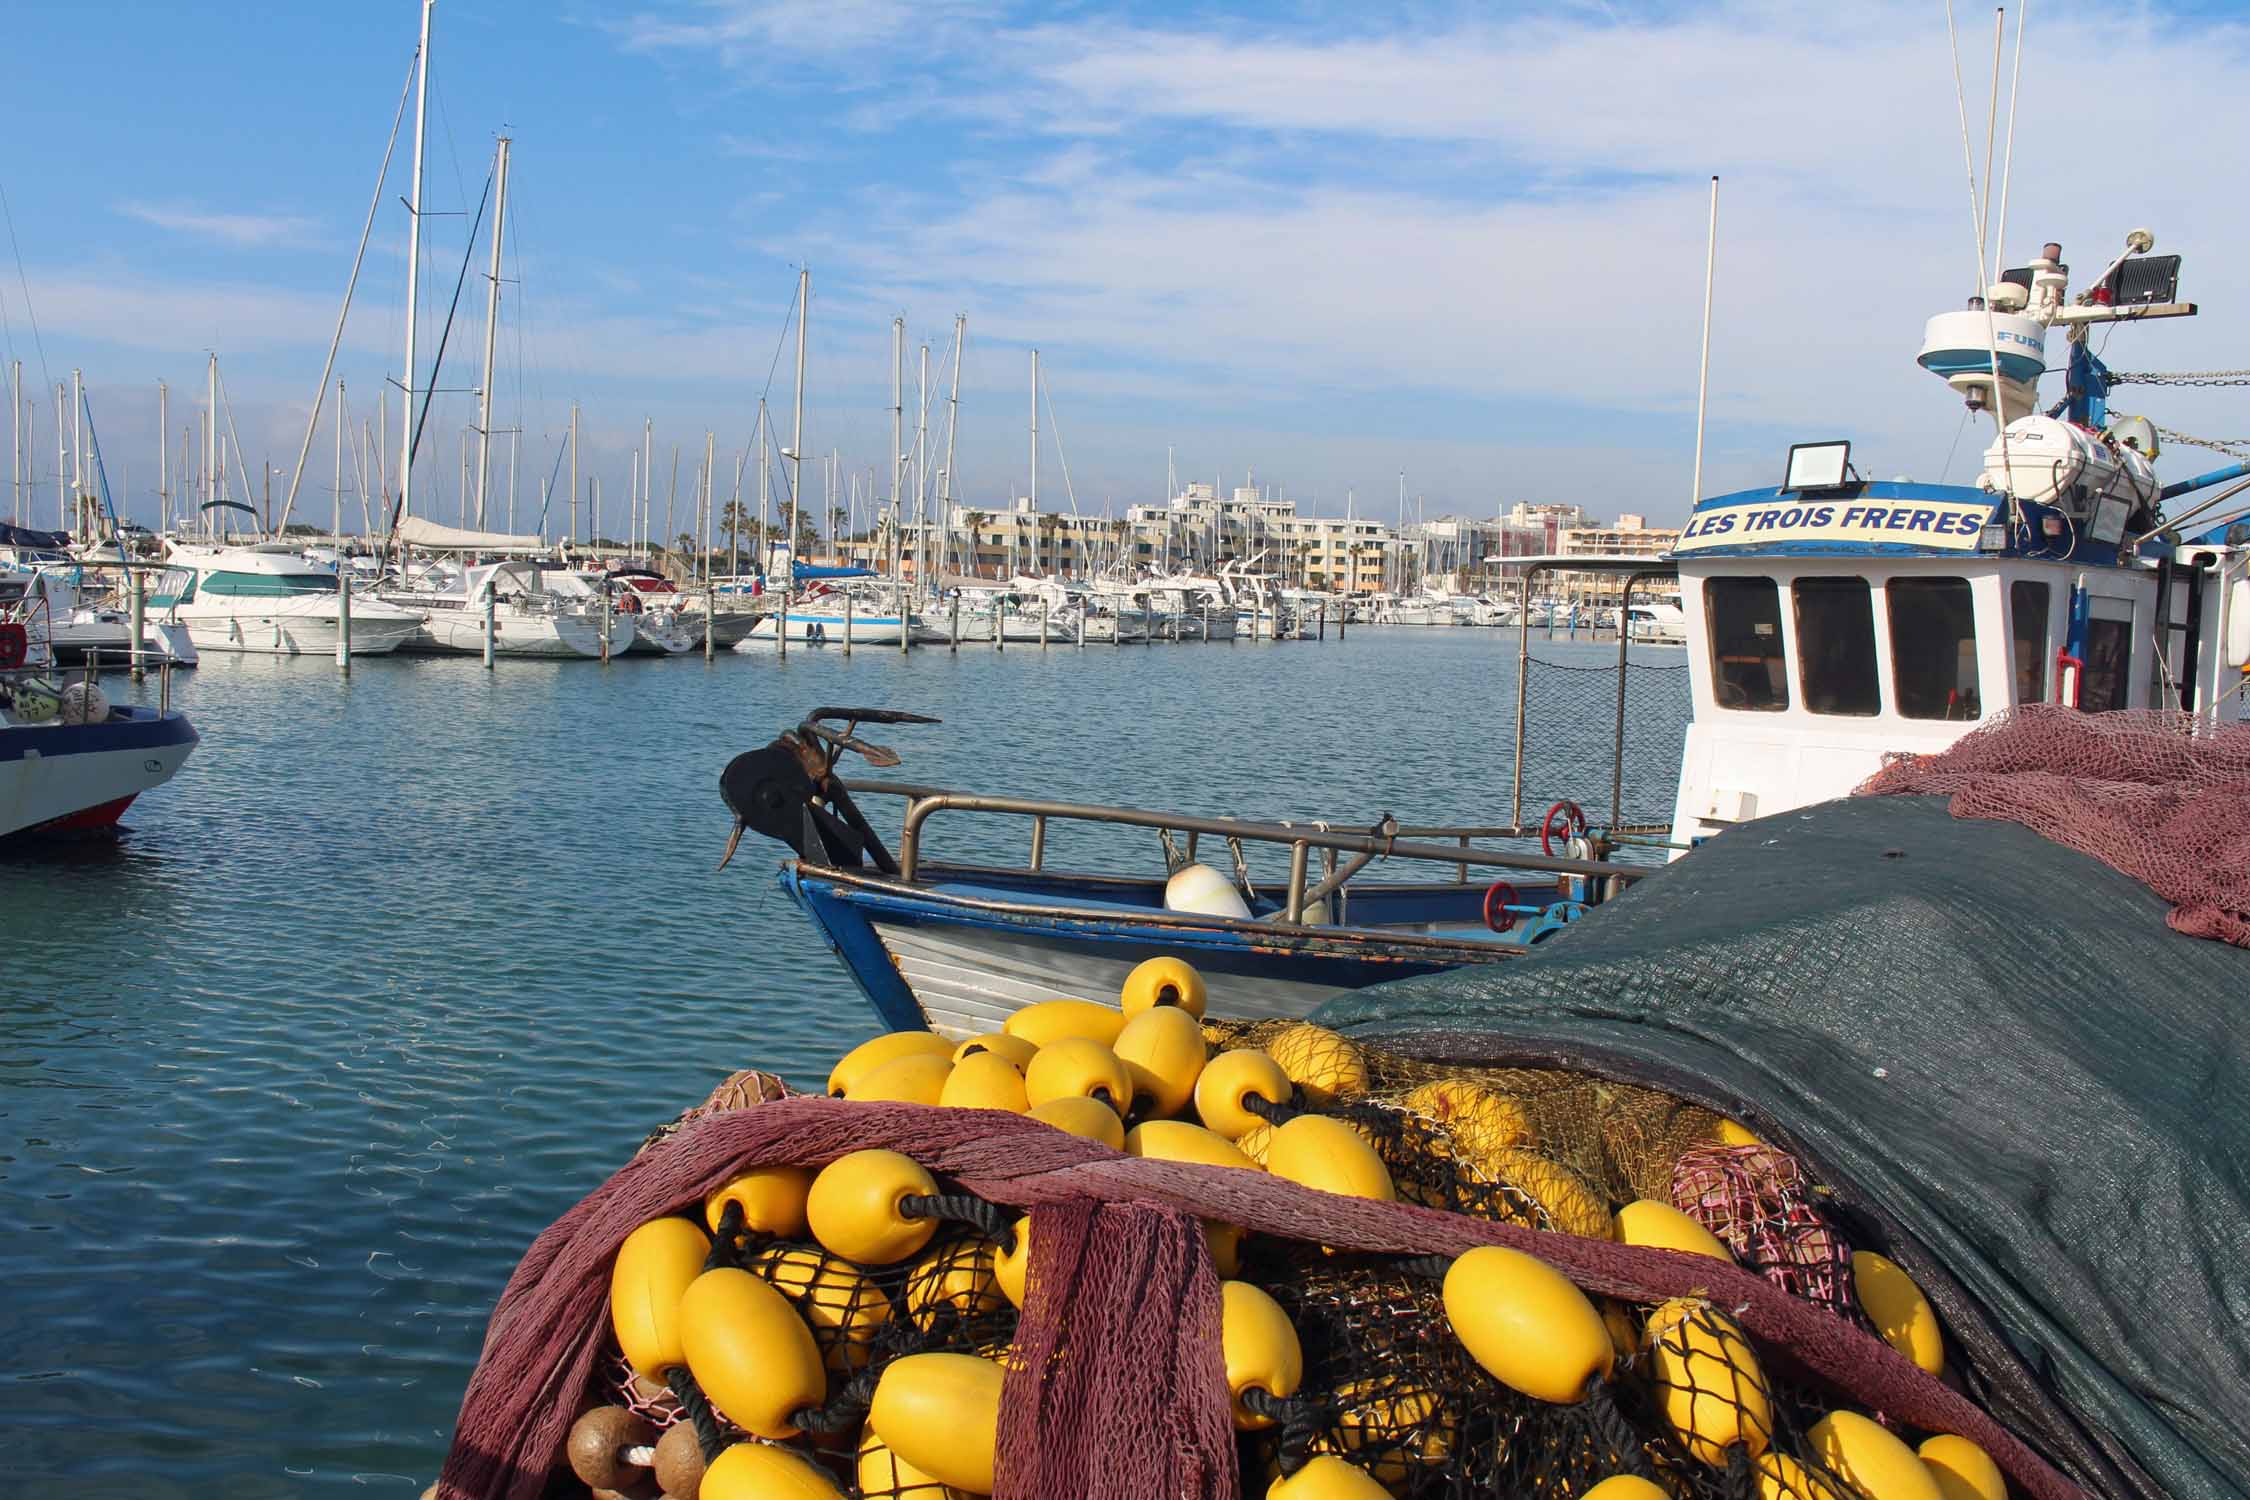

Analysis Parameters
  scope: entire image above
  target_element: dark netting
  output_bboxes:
[1317,794,2250,1500]
[1516,650,1692,831]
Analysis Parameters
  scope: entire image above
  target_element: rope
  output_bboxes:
[1240,1091,1300,1127]
[900,1191,1012,1240]
[1244,1386,1329,1476]
[1584,1377,1657,1478]
[700,1199,749,1272]
[664,1366,725,1463]
[790,1367,878,1437]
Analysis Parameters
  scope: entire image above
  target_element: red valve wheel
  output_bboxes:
[1540,800,1587,857]
[1481,880,1520,934]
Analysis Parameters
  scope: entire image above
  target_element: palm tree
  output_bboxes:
[719,499,751,576]
[960,510,989,577]
[828,504,850,541]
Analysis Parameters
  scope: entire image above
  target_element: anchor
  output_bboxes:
[717,707,939,874]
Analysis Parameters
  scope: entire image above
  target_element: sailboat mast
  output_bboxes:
[474,134,511,529]
[943,315,963,578]
[703,431,714,580]
[1029,349,1039,573]
[916,341,929,589]
[157,379,168,535]
[567,402,579,546]
[788,267,807,577]
[398,0,433,529]
[890,315,903,579]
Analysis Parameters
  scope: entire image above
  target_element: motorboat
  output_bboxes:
[374,559,628,658]
[1624,600,1689,644]
[0,601,196,838]
[155,544,424,656]
[738,583,934,646]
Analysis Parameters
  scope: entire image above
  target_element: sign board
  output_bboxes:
[1674,495,1996,553]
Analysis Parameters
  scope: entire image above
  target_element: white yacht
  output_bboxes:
[155,544,424,656]
[375,560,628,658]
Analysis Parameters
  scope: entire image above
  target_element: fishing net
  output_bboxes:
[1855,703,2250,946]
[437,1024,2074,1500]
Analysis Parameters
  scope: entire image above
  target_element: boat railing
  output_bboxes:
[843,779,1655,924]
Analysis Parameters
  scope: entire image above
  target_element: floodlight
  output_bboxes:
[1783,441,1852,492]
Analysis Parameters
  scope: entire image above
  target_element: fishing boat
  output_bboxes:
[0,600,196,837]
[155,543,425,656]
[718,224,2249,1035]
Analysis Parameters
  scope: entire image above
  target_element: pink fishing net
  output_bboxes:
[433,1094,2080,1500]
[1856,705,2250,946]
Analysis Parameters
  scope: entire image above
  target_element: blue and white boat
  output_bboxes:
[720,227,2249,1034]
[0,606,197,839]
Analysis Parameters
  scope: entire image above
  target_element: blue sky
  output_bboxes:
[4,0,2249,537]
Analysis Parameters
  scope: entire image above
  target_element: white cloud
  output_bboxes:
[117,202,322,248]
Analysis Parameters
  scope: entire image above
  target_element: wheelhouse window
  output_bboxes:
[2010,580,2051,704]
[1889,577,1981,720]
[200,570,339,597]
[1792,577,1880,716]
[2082,615,2133,711]
[1706,576,1788,711]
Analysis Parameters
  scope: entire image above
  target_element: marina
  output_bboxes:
[4,2,2250,1499]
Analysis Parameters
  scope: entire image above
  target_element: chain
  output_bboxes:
[2154,425,2250,462]
[2108,370,2250,387]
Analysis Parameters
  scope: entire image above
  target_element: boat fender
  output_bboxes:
[828,1032,953,1097]
[952,1032,1038,1070]
[1443,1246,1612,1404]
[703,1165,814,1238]
[1195,1049,1294,1140]
[1112,1004,1208,1118]
[847,1051,953,1105]
[1163,862,1253,919]
[806,1149,940,1264]
[1023,1037,1133,1115]
[608,1216,712,1379]
[868,1352,1005,1494]
[678,1267,828,1439]
[1221,1279,1304,1429]
[1003,997,1126,1048]
[1119,955,1209,1019]
[1265,1116,1393,1201]
[938,1050,1030,1113]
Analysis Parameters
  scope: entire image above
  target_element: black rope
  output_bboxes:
[1240,1090,1300,1126]
[1583,1377,1656,1479]
[1725,1439,1755,1500]
[1245,1386,1329,1477]
[701,1199,749,1272]
[899,1192,1012,1240]
[665,1365,725,1464]
[791,1366,879,1437]
[1395,1253,1452,1283]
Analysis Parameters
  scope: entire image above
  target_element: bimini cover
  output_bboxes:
[394,516,549,555]
[0,521,71,550]
[1316,795,2250,1500]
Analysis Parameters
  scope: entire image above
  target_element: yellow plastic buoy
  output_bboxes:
[1265,1115,1393,1201]
[829,1031,953,1097]
[868,1352,1005,1494]
[678,1268,827,1439]
[1584,1479,1672,1500]
[752,1245,889,1373]
[1441,1245,1612,1403]
[608,1216,712,1380]
[1460,1146,1613,1239]
[1004,997,1126,1048]
[1646,1297,1773,1465]
[953,1032,1038,1071]
[1615,1200,1735,1261]
[847,1050,953,1105]
[1852,1251,1945,1376]
[1025,1095,1127,1149]
[1717,1117,1765,1148]
[1920,1435,2007,1500]
[1221,1280,1304,1429]
[1755,1451,1845,1500]
[704,1166,813,1238]
[701,1441,846,1500]
[1810,1411,1943,1500]
[938,1050,1030,1113]
[1195,1049,1293,1140]
[1124,1118,1262,1172]
[902,1238,1008,1329]
[1113,1004,1208,1118]
[994,1217,1032,1309]
[806,1149,938,1265]
[1119,955,1209,1019]
[858,1421,974,1500]
[1266,1455,1393,1499]
[1204,1220,1245,1277]
[1400,1078,1537,1154]
[1263,1024,1368,1106]
[1311,1380,1453,1486]
[1023,1036,1134,1115]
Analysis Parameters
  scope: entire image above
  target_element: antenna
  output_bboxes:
[1992,2,2028,282]
[1692,176,1719,508]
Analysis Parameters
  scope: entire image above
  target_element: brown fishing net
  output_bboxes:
[1856,704,2250,946]
[440,1034,2081,1500]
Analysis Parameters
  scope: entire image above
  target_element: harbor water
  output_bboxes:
[0,630,1687,1495]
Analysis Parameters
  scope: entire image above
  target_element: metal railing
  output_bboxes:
[844,779,1652,925]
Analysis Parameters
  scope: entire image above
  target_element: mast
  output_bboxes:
[333,380,343,540]
[70,368,82,530]
[1029,349,1039,573]
[9,360,18,526]
[789,267,807,590]
[756,399,769,568]
[890,315,904,579]
[157,380,169,535]
[916,341,929,589]
[702,430,714,580]
[943,316,963,578]
[474,134,511,529]
[641,417,652,558]
[1691,175,1719,508]
[567,401,578,546]
[398,0,434,530]
[55,384,65,531]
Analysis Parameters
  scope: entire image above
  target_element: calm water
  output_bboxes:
[0,628,1687,1495]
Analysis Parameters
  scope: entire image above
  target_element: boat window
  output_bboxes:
[2082,614,2133,711]
[2010,580,2051,703]
[1888,577,1981,719]
[1706,576,1789,711]
[201,570,339,597]
[1792,577,1881,716]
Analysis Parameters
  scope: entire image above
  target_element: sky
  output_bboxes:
[3,0,2249,539]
